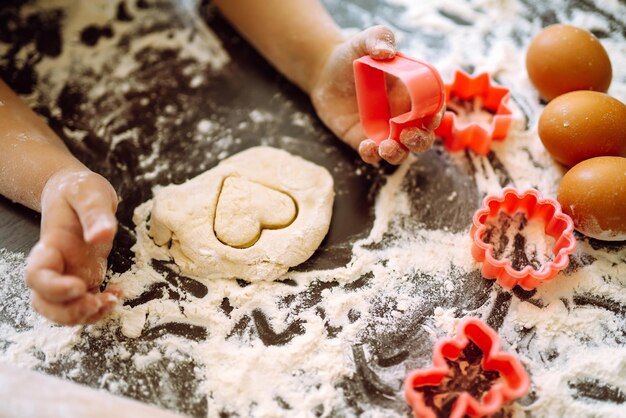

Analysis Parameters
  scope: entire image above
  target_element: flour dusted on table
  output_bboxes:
[499,240,626,418]
[1,0,625,417]
[110,0,626,413]
[105,155,480,416]
[0,249,83,369]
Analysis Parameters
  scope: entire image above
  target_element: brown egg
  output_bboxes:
[526,24,612,101]
[558,157,626,241]
[538,91,626,167]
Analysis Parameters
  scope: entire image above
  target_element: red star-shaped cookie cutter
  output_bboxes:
[435,70,513,155]
[404,318,529,418]
[471,188,577,290]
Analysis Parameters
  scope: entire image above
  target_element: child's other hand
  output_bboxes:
[25,170,120,325]
[311,25,444,165]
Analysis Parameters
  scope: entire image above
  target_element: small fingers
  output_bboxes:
[82,212,117,244]
[369,26,396,59]
[399,127,436,153]
[31,292,107,326]
[27,270,87,303]
[82,291,121,324]
[379,139,409,165]
[358,139,382,164]
[352,25,396,60]
[25,243,87,303]
[387,75,412,116]
[422,105,446,131]
[104,286,123,299]
[398,105,445,153]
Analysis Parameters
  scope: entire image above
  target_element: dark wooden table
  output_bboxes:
[1,1,625,417]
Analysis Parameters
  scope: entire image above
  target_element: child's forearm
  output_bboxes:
[213,0,344,93]
[0,80,86,212]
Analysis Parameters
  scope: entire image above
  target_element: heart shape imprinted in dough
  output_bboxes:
[214,176,297,248]
[150,146,334,281]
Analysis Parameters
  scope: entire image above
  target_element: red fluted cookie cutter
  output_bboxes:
[353,52,445,145]
[471,188,576,290]
[435,70,513,155]
[405,318,529,418]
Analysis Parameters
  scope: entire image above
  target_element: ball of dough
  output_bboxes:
[150,146,335,281]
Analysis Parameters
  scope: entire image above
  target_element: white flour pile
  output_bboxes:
[1,0,626,417]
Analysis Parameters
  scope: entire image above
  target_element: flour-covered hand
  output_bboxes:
[25,170,120,325]
[311,25,444,165]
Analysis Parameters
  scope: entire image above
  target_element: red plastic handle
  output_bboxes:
[353,53,445,145]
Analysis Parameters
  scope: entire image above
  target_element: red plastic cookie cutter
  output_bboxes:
[404,318,529,418]
[353,52,445,145]
[471,188,576,290]
[435,70,513,155]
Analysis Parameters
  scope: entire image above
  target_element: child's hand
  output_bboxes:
[311,25,444,165]
[25,170,120,325]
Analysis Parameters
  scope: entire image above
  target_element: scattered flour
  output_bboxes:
[500,241,626,417]
[1,1,625,418]
[248,109,275,124]
[0,249,83,369]
[483,212,556,270]
[447,96,495,129]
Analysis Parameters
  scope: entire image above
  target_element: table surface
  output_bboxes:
[1,1,625,417]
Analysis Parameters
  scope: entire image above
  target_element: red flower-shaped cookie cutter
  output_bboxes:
[471,188,576,290]
[435,70,513,155]
[405,318,529,418]
[353,52,445,145]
